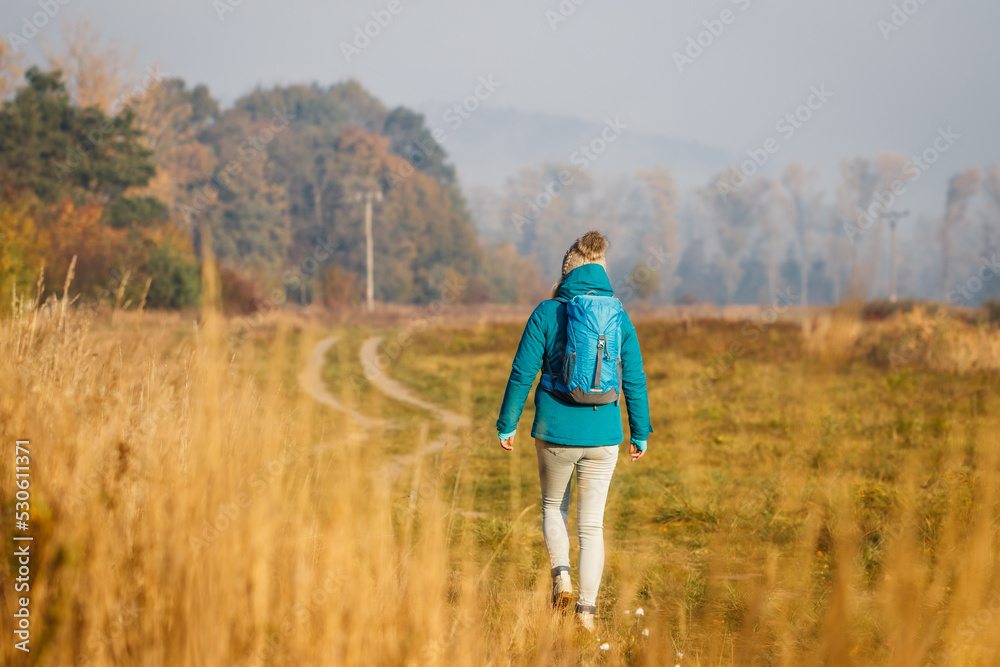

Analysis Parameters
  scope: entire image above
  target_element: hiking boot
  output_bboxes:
[575,603,596,632]
[551,566,573,609]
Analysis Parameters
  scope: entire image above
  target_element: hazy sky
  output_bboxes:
[4,0,998,183]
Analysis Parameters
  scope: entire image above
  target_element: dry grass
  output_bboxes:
[803,304,1000,374]
[2,287,1000,665]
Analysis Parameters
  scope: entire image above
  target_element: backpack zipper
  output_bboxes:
[592,336,606,391]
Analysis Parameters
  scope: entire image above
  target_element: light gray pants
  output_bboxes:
[534,439,618,607]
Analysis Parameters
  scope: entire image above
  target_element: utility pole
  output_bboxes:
[354,189,382,312]
[885,209,910,303]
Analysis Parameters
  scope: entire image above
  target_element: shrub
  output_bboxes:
[984,299,1000,325]
[218,266,265,315]
[321,265,360,311]
[143,237,200,308]
[861,299,917,321]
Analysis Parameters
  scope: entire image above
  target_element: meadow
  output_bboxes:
[3,288,1000,666]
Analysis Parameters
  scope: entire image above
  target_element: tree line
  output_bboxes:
[2,23,997,312]
[471,156,1000,307]
[0,23,543,313]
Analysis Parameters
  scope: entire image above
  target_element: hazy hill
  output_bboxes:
[416,104,731,189]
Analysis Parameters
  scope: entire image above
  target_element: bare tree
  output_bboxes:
[130,81,218,224]
[500,163,594,283]
[0,40,25,100]
[465,184,504,242]
[308,144,337,233]
[832,158,880,302]
[981,164,1000,254]
[777,163,823,306]
[940,167,980,297]
[756,183,783,305]
[874,153,915,300]
[703,171,769,305]
[44,18,135,111]
[985,164,1000,213]
[638,167,679,300]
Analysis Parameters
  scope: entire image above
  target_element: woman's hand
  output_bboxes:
[499,436,514,451]
[629,442,645,462]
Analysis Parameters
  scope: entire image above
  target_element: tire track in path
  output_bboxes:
[301,336,475,505]
[298,335,388,429]
[356,336,481,515]
[358,336,471,430]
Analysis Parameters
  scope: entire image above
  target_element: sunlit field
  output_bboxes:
[2,1,999,664]
[3,285,1000,665]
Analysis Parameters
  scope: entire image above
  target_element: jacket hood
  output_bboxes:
[556,264,614,300]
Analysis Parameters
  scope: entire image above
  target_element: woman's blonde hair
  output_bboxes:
[551,230,609,297]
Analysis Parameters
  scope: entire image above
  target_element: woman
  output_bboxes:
[496,230,652,631]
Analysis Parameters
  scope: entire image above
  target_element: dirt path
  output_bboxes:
[298,335,388,428]
[355,337,478,511]
[358,336,471,429]
[301,335,474,491]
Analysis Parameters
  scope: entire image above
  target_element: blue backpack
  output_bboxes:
[540,293,623,406]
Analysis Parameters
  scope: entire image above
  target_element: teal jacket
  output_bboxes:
[496,264,653,447]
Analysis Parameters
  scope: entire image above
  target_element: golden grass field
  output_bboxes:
[3,278,1000,665]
